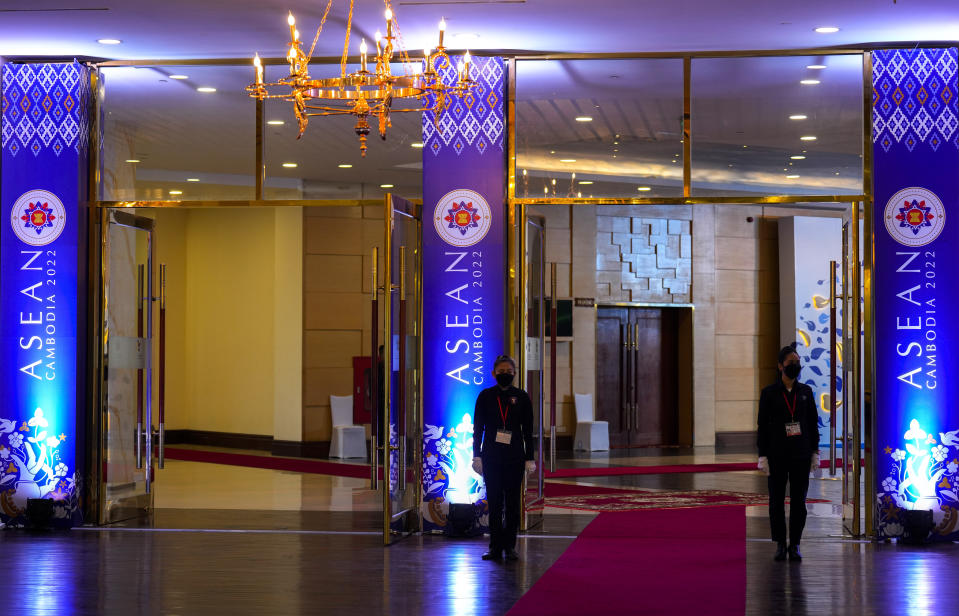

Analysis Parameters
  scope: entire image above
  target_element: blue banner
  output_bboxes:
[873,48,959,540]
[420,56,506,532]
[0,62,90,526]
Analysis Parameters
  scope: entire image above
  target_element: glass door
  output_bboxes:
[522,216,545,530]
[100,210,154,524]
[383,194,421,544]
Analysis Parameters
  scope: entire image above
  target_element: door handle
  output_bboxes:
[632,322,639,431]
[369,246,379,490]
[157,264,167,470]
[136,264,145,470]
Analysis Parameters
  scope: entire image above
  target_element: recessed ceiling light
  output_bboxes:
[559,158,577,163]
[169,190,183,195]
[186,178,200,182]
[814,27,840,33]
[800,135,817,141]
[197,87,217,93]
[671,159,677,163]
[97,39,122,45]
[267,120,285,125]
[125,159,140,163]
[789,114,808,120]
[791,155,806,160]
[282,162,298,168]
[338,164,353,168]
[637,186,651,191]
[578,181,594,185]
[380,184,394,188]
[806,65,827,70]
[800,79,820,85]
[574,116,593,122]
[169,74,189,80]
[786,174,801,179]
[411,142,424,148]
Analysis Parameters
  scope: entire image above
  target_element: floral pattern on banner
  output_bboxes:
[873,48,959,153]
[1,62,89,158]
[0,408,76,525]
[876,419,959,539]
[422,56,504,157]
[421,414,488,531]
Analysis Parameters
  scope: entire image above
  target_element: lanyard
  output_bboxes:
[782,390,797,421]
[496,396,509,428]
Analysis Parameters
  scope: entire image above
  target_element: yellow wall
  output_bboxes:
[150,207,303,438]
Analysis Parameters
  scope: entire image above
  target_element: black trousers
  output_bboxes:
[483,457,524,552]
[767,456,811,546]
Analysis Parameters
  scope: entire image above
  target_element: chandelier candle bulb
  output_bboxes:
[375,31,382,56]
[463,50,471,79]
[385,8,393,38]
[288,12,296,41]
[253,54,263,85]
[360,39,368,72]
[439,18,446,48]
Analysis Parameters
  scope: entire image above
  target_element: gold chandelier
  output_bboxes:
[247,0,476,157]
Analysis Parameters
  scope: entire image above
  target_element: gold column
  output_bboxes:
[861,51,876,536]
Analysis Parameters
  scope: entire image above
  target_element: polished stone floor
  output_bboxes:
[3,447,957,615]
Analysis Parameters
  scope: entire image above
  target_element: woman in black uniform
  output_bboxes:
[757,344,820,562]
[472,355,536,561]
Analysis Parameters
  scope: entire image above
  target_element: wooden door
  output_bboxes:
[595,307,679,448]
[630,309,678,446]
[596,308,629,447]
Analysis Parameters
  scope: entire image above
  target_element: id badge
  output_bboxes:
[785,422,802,437]
[495,429,512,444]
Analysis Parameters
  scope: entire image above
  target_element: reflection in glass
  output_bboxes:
[100,66,256,201]
[263,64,424,200]
[516,59,684,199]
[691,55,863,196]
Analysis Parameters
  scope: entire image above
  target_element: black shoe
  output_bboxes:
[482,550,502,561]
[774,542,787,561]
[504,549,519,561]
[788,545,802,561]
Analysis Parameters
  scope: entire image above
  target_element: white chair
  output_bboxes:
[329,395,367,459]
[573,393,609,451]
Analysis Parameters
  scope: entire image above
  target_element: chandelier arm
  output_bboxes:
[304,110,356,117]
[307,0,335,62]
[341,0,356,80]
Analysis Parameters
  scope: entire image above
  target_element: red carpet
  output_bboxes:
[164,447,370,478]
[508,507,746,615]
[545,462,756,478]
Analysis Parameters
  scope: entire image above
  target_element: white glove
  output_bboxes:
[758,456,770,476]
[525,460,536,475]
[811,452,822,477]
[472,457,483,475]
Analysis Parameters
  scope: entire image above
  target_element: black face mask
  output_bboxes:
[783,363,801,380]
[495,373,514,387]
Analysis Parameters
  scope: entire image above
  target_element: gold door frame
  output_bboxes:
[85,41,894,534]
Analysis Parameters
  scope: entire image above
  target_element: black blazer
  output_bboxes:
[757,380,820,461]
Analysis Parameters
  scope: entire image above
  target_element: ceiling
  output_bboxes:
[3,0,954,200]
[0,0,957,59]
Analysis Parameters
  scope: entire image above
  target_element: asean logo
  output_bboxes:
[883,187,945,248]
[10,189,67,247]
[433,189,492,247]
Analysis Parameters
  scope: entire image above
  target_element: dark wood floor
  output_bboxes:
[4,453,958,615]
